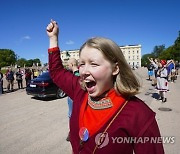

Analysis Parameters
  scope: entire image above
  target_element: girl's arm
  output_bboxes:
[47,20,81,99]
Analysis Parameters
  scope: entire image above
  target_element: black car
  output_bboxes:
[26,72,66,99]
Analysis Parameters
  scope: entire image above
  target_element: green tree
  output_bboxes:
[143,31,180,63]
[0,49,17,67]
[16,58,27,67]
[33,58,41,66]
[141,53,154,67]
[152,45,165,58]
[159,46,173,60]
[158,32,180,61]
[171,33,180,61]
[26,59,34,67]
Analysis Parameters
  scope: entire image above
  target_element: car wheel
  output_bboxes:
[56,88,66,98]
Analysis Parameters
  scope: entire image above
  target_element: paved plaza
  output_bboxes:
[0,67,179,154]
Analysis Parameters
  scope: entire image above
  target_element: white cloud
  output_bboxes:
[23,36,31,40]
[65,40,74,45]
[20,35,31,42]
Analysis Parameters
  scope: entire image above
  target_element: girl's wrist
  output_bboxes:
[49,36,58,48]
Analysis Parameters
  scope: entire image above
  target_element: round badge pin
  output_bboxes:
[79,127,89,142]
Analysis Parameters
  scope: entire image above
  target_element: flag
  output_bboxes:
[166,60,175,75]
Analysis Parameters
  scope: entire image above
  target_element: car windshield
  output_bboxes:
[38,72,50,79]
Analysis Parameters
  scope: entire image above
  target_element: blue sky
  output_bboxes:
[0,0,179,64]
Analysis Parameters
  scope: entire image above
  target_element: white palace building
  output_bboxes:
[61,44,141,68]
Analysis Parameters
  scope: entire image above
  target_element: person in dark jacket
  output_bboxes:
[25,68,32,86]
[16,68,23,89]
[6,67,14,92]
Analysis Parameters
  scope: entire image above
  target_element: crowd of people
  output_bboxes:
[0,67,46,94]
[147,58,179,102]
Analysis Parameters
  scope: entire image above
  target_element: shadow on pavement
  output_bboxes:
[3,89,19,94]
[31,96,66,101]
[152,92,159,100]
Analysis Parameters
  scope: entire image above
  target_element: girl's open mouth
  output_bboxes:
[85,80,96,93]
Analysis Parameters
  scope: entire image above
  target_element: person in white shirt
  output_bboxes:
[156,60,168,102]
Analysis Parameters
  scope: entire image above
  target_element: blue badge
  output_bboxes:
[79,127,89,142]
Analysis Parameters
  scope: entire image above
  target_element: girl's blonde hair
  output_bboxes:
[79,37,140,98]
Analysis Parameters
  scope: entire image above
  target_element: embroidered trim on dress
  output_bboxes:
[88,96,113,110]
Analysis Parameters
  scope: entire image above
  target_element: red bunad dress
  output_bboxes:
[48,47,164,154]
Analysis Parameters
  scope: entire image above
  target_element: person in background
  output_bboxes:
[16,67,23,89]
[6,67,14,92]
[170,66,176,83]
[32,69,35,79]
[175,60,179,77]
[25,68,32,86]
[46,20,164,154]
[66,58,80,141]
[0,67,3,94]
[33,69,39,78]
[148,57,159,86]
[147,60,154,81]
[156,60,168,102]
[148,58,159,78]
